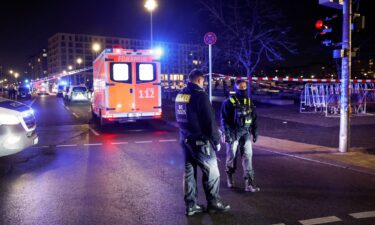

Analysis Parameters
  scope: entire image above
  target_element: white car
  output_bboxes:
[0,97,38,157]
[66,86,89,102]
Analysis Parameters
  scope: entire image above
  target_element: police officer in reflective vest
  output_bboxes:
[175,69,230,216]
[220,79,260,192]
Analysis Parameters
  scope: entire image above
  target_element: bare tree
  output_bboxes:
[199,0,297,94]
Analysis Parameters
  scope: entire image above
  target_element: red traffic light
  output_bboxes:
[315,20,324,30]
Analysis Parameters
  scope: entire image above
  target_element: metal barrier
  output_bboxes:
[300,83,375,116]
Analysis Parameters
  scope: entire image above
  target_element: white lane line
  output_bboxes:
[135,140,153,144]
[299,216,342,225]
[89,127,100,136]
[72,112,79,118]
[65,106,70,110]
[31,145,50,149]
[128,129,144,132]
[111,142,128,145]
[56,144,78,148]
[270,223,286,225]
[349,210,375,219]
[84,143,103,146]
[28,98,37,106]
[159,139,177,142]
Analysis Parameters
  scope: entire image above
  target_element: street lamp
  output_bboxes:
[76,58,83,65]
[76,58,83,84]
[144,0,158,49]
[92,43,101,57]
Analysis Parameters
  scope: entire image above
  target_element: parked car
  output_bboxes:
[17,86,32,99]
[0,97,38,157]
[57,85,65,97]
[66,85,89,102]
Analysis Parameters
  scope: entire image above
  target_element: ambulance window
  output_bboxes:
[137,63,156,82]
[111,63,131,82]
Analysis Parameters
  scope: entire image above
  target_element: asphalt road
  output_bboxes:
[0,95,374,225]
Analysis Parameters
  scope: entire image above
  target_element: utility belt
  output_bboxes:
[184,136,214,156]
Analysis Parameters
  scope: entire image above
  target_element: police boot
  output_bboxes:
[207,201,230,214]
[186,204,204,216]
[226,173,235,188]
[245,178,260,192]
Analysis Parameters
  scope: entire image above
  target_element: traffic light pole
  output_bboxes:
[339,0,352,153]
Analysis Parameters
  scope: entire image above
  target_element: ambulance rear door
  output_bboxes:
[134,62,161,114]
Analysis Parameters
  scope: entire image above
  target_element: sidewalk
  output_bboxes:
[162,97,375,176]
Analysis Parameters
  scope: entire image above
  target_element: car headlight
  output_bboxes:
[0,113,20,125]
[22,109,34,118]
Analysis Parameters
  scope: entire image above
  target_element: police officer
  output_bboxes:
[220,79,260,192]
[175,69,230,216]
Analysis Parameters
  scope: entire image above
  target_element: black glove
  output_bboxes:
[224,134,233,144]
[253,134,258,143]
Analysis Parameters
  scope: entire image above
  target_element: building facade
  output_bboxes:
[47,33,207,87]
[27,49,48,80]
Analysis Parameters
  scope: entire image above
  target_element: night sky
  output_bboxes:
[0,0,373,74]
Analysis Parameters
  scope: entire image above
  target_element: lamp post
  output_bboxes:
[144,0,158,50]
[92,43,101,57]
[76,58,83,85]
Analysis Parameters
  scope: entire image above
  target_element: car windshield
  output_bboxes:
[72,87,87,92]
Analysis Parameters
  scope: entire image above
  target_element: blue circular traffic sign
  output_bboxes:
[204,32,217,45]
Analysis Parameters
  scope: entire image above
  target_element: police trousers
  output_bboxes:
[225,132,255,180]
[180,139,221,207]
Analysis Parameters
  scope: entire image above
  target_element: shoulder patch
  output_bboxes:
[175,94,191,103]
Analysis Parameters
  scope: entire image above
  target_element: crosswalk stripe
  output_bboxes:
[299,216,341,225]
[84,143,102,146]
[349,210,375,219]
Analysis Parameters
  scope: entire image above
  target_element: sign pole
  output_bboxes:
[339,0,351,152]
[209,44,212,102]
[204,32,217,103]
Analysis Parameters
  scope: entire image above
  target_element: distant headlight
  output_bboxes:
[0,113,20,125]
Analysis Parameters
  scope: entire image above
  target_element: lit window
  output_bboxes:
[138,64,154,81]
[113,64,129,81]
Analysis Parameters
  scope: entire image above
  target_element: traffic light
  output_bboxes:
[314,14,339,46]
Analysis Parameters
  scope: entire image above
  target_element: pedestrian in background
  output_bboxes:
[175,69,230,216]
[220,79,260,192]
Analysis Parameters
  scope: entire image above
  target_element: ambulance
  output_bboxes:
[91,48,162,126]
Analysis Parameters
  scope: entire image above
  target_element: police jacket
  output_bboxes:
[175,82,221,145]
[220,93,258,137]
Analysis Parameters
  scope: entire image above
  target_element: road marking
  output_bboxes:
[72,112,79,118]
[28,98,37,106]
[89,127,100,136]
[111,142,128,145]
[299,216,341,225]
[65,106,70,110]
[349,210,375,219]
[159,139,177,142]
[135,140,153,144]
[270,223,286,225]
[31,145,50,149]
[56,144,78,148]
[84,143,103,146]
[128,129,144,132]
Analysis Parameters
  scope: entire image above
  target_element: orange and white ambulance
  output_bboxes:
[91,48,162,126]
